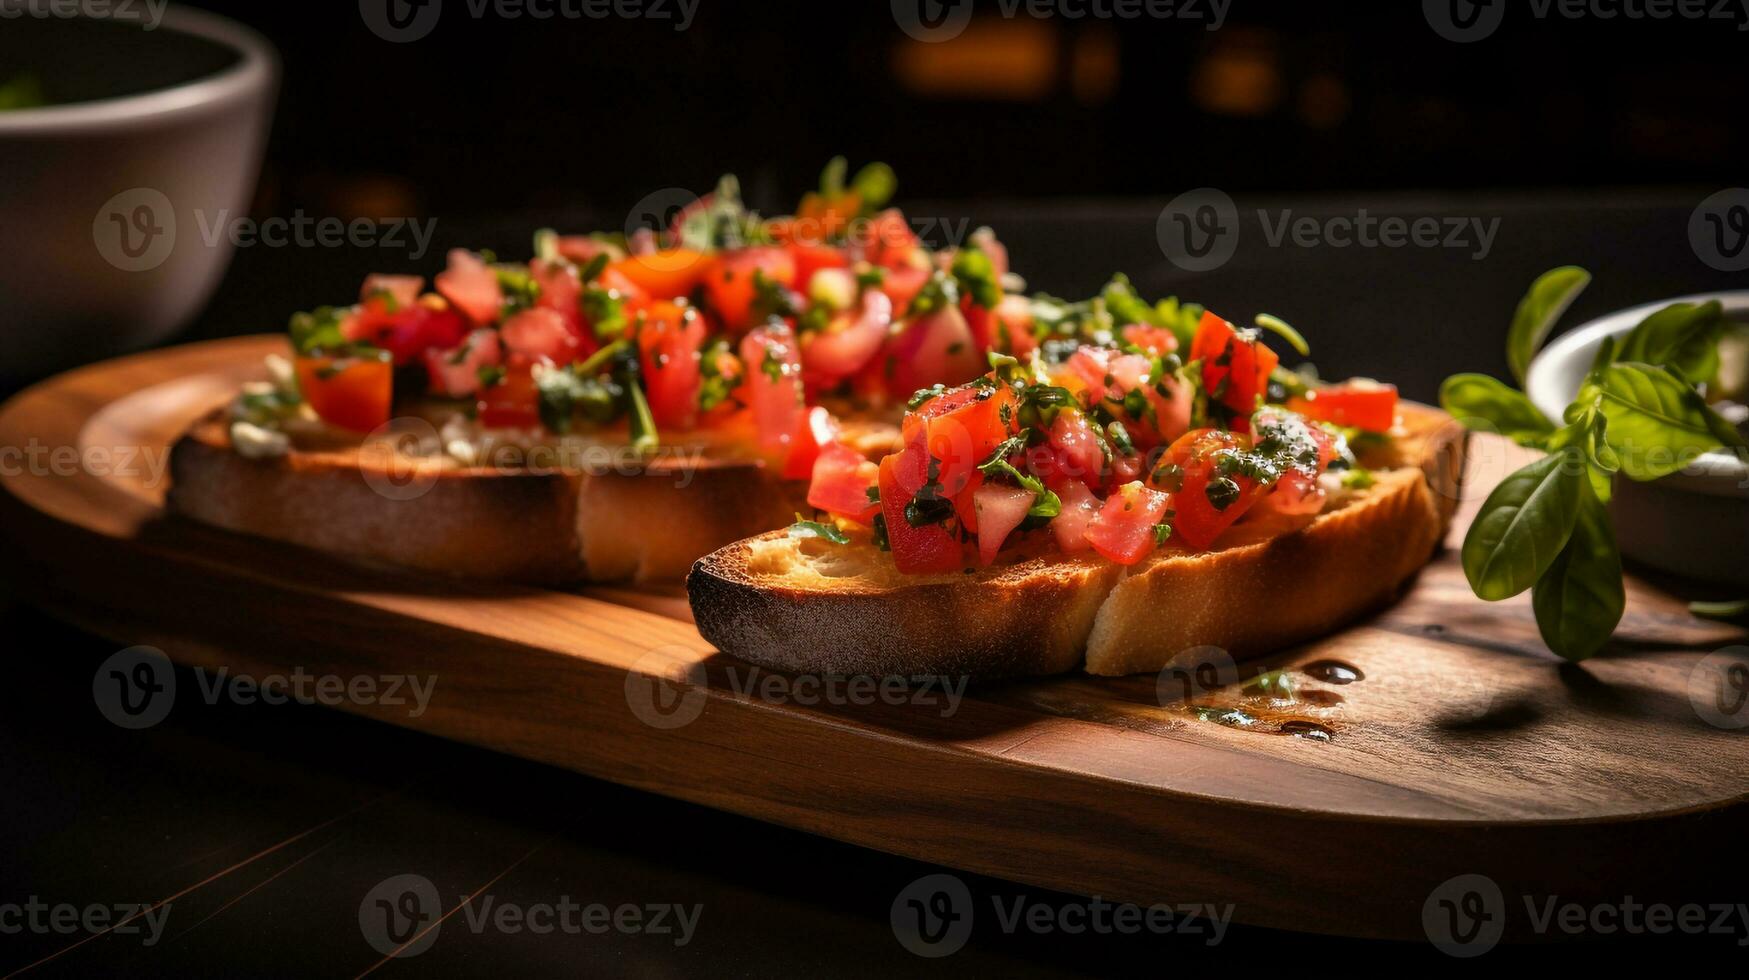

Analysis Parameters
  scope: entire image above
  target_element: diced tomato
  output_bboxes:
[1159,428,1267,551]
[556,236,620,265]
[434,249,503,326]
[915,382,1018,497]
[883,305,983,400]
[637,301,706,430]
[857,209,921,269]
[962,295,993,355]
[740,322,806,459]
[878,453,964,574]
[877,263,930,315]
[783,406,841,481]
[608,249,709,301]
[528,259,588,345]
[973,482,1035,566]
[702,247,797,333]
[423,328,502,398]
[1084,482,1172,565]
[789,242,850,289]
[1190,311,1278,433]
[1287,382,1399,433]
[359,274,423,310]
[951,469,985,534]
[594,265,650,305]
[501,308,579,365]
[791,190,860,245]
[341,299,467,365]
[801,290,892,382]
[477,365,541,429]
[992,294,1036,357]
[295,354,392,433]
[1121,323,1179,356]
[807,442,880,523]
[1043,411,1106,488]
[1051,479,1100,554]
[1252,468,1327,519]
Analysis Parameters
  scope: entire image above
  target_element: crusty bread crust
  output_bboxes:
[689,402,1468,679]
[167,412,808,586]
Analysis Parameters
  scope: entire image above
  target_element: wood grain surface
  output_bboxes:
[3,335,1747,941]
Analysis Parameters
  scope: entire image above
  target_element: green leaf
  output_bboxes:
[1616,300,1725,384]
[1506,266,1591,386]
[1585,362,1736,480]
[1690,598,1749,622]
[850,161,897,212]
[1254,314,1310,357]
[1461,444,1586,601]
[1531,479,1624,661]
[1439,373,1555,446]
[819,156,847,198]
[788,518,850,545]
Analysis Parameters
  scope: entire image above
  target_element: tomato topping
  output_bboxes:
[1158,428,1267,551]
[530,259,591,347]
[702,247,797,333]
[882,305,983,400]
[973,482,1034,566]
[500,307,579,365]
[637,301,707,430]
[477,365,541,429]
[789,242,850,289]
[913,381,1019,497]
[1050,479,1100,554]
[360,274,423,310]
[1121,323,1179,356]
[423,328,503,398]
[857,209,921,269]
[1039,411,1106,490]
[1084,481,1172,565]
[295,354,392,433]
[878,453,964,574]
[434,249,503,326]
[807,442,880,523]
[342,299,467,365]
[1190,311,1278,433]
[962,295,993,355]
[740,322,805,459]
[783,405,840,481]
[877,264,930,315]
[556,236,618,266]
[992,293,1037,357]
[801,290,892,382]
[608,249,709,300]
[1287,382,1399,433]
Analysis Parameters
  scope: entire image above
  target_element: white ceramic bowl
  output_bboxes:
[0,7,277,381]
[1525,291,1749,587]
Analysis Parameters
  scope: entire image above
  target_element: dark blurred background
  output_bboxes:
[158,0,1746,400]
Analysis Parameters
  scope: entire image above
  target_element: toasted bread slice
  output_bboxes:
[688,403,1467,678]
[167,410,889,585]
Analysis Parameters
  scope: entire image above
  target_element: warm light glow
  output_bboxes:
[892,18,1058,101]
[1190,30,1282,118]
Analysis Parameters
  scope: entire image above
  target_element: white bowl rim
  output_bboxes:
[0,5,277,135]
[1525,289,1749,488]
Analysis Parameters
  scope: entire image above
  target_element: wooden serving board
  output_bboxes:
[4,335,1747,941]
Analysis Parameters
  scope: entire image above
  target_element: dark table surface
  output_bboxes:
[3,191,1744,975]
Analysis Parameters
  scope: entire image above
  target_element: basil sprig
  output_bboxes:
[1444,268,1746,660]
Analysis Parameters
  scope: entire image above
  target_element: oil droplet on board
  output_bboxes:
[1301,659,1364,684]
[1277,720,1334,741]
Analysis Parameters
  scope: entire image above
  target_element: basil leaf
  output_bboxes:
[1585,362,1736,479]
[1462,444,1586,601]
[1439,372,1555,446]
[1531,479,1624,661]
[850,161,897,212]
[788,518,850,545]
[1506,266,1591,386]
[1615,300,1725,384]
